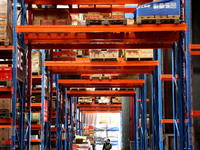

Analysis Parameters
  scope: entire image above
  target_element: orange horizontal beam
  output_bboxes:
[58,79,144,88]
[32,43,172,49]
[160,74,179,81]
[24,32,179,41]
[44,60,158,74]
[77,104,122,108]
[137,99,149,102]
[82,111,121,113]
[191,111,200,117]
[67,90,136,97]
[70,7,136,13]
[0,118,13,127]
[16,124,42,130]
[189,44,200,50]
[82,74,119,79]
[80,107,122,111]
[31,139,42,143]
[190,51,200,56]
[16,24,187,33]
[25,0,152,5]
[16,103,42,109]
[0,87,12,92]
[32,90,57,93]
[32,75,42,84]
[161,119,187,124]
[0,140,12,145]
[0,45,14,53]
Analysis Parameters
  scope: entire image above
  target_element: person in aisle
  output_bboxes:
[103,139,112,150]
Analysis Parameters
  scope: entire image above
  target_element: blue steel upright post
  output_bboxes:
[185,0,193,149]
[56,74,60,150]
[11,0,17,149]
[64,88,68,150]
[71,97,74,150]
[75,97,78,135]
[134,88,139,150]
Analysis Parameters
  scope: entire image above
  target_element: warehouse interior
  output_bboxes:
[0,0,199,150]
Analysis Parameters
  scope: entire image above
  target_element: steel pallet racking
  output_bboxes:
[6,0,192,150]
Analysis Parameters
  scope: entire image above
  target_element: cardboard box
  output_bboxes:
[0,98,12,113]
[31,145,41,150]
[55,19,68,25]
[32,51,42,74]
[71,14,79,21]
[118,74,138,79]
[40,19,54,25]
[0,128,11,141]
[125,49,140,59]
[32,20,40,25]
[87,12,102,20]
[112,11,124,19]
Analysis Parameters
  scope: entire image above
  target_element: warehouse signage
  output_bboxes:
[17,44,25,82]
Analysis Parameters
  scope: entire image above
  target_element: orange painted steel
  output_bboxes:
[17,124,42,130]
[0,118,13,127]
[80,107,122,111]
[16,103,42,109]
[0,45,14,53]
[69,7,136,13]
[0,140,12,145]
[81,74,119,79]
[25,0,152,5]
[67,90,136,97]
[32,90,57,93]
[32,75,42,84]
[24,32,179,41]
[58,79,144,88]
[32,43,172,49]
[0,87,12,92]
[160,74,179,81]
[189,44,200,55]
[16,24,187,33]
[137,99,149,102]
[77,104,122,108]
[191,111,200,117]
[82,111,121,113]
[31,139,42,143]
[161,119,187,124]
[44,60,158,74]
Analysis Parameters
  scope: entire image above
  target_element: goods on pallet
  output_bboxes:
[99,114,108,124]
[118,74,138,79]
[77,50,84,57]
[0,66,12,87]
[32,9,72,25]
[139,114,150,127]
[32,51,42,75]
[31,145,41,150]
[78,97,92,104]
[0,98,12,118]
[124,49,153,60]
[111,97,122,104]
[52,50,77,61]
[96,97,111,104]
[90,49,119,61]
[112,11,124,19]
[25,113,40,123]
[133,0,181,24]
[0,128,11,141]
[0,0,13,45]
[90,74,111,80]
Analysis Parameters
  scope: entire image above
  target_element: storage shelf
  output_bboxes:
[82,110,121,113]
[44,60,159,74]
[79,107,122,111]
[16,124,42,130]
[30,139,42,143]
[67,90,136,97]
[16,103,42,109]
[77,104,122,108]
[0,118,13,128]
[0,140,12,145]
[58,79,145,88]
[81,74,119,79]
[25,0,152,5]
[0,46,13,59]
[32,75,42,85]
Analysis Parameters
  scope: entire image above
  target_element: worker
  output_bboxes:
[103,139,112,150]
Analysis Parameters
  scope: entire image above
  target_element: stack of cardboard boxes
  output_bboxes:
[78,97,92,104]
[32,9,72,25]
[125,49,154,60]
[32,51,42,75]
[0,0,12,45]
[90,49,119,61]
[111,97,122,104]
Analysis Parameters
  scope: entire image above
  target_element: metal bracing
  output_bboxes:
[134,89,139,150]
[71,97,74,150]
[75,97,78,136]
[64,88,68,150]
[140,74,148,150]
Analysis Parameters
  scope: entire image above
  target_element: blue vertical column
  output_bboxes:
[11,0,17,149]
[172,44,178,150]
[75,97,78,135]
[157,49,163,150]
[56,74,60,150]
[41,50,45,150]
[64,88,68,150]
[185,0,193,149]
[140,74,147,150]
[71,97,74,150]
[134,89,139,150]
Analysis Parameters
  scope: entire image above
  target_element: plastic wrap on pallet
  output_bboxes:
[133,0,181,19]
[110,141,118,146]
[106,127,119,131]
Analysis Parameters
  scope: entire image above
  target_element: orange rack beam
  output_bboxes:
[82,74,119,79]
[160,74,179,81]
[0,118,13,128]
[16,24,186,33]
[25,0,152,5]
[16,103,42,109]
[58,79,144,88]
[82,111,121,113]
[0,140,12,145]
[0,87,12,92]
[161,119,187,124]
[30,139,42,143]
[16,124,42,130]
[32,43,172,49]
[67,90,136,97]
[137,99,149,102]
[191,111,200,117]
[77,104,122,108]
[189,44,200,55]
[44,60,158,74]
[32,75,42,85]
[80,107,122,111]
[32,90,57,93]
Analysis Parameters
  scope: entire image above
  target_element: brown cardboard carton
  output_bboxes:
[40,19,54,25]
[112,11,124,19]
[87,12,102,20]
[0,128,11,140]
[54,19,68,25]
[0,98,12,113]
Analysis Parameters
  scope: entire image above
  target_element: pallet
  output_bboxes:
[86,18,127,25]
[136,15,180,24]
[0,110,11,119]
[125,58,153,61]
[90,58,118,61]
[0,39,10,46]
[0,80,12,87]
[70,88,86,91]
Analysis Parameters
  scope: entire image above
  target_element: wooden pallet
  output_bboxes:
[125,57,153,61]
[0,110,11,119]
[90,58,118,61]
[136,15,180,24]
[70,88,86,91]
[86,18,127,25]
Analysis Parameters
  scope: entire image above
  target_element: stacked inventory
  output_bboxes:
[90,49,119,61]
[0,0,12,45]
[94,126,107,150]
[124,49,154,61]
[107,127,120,150]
